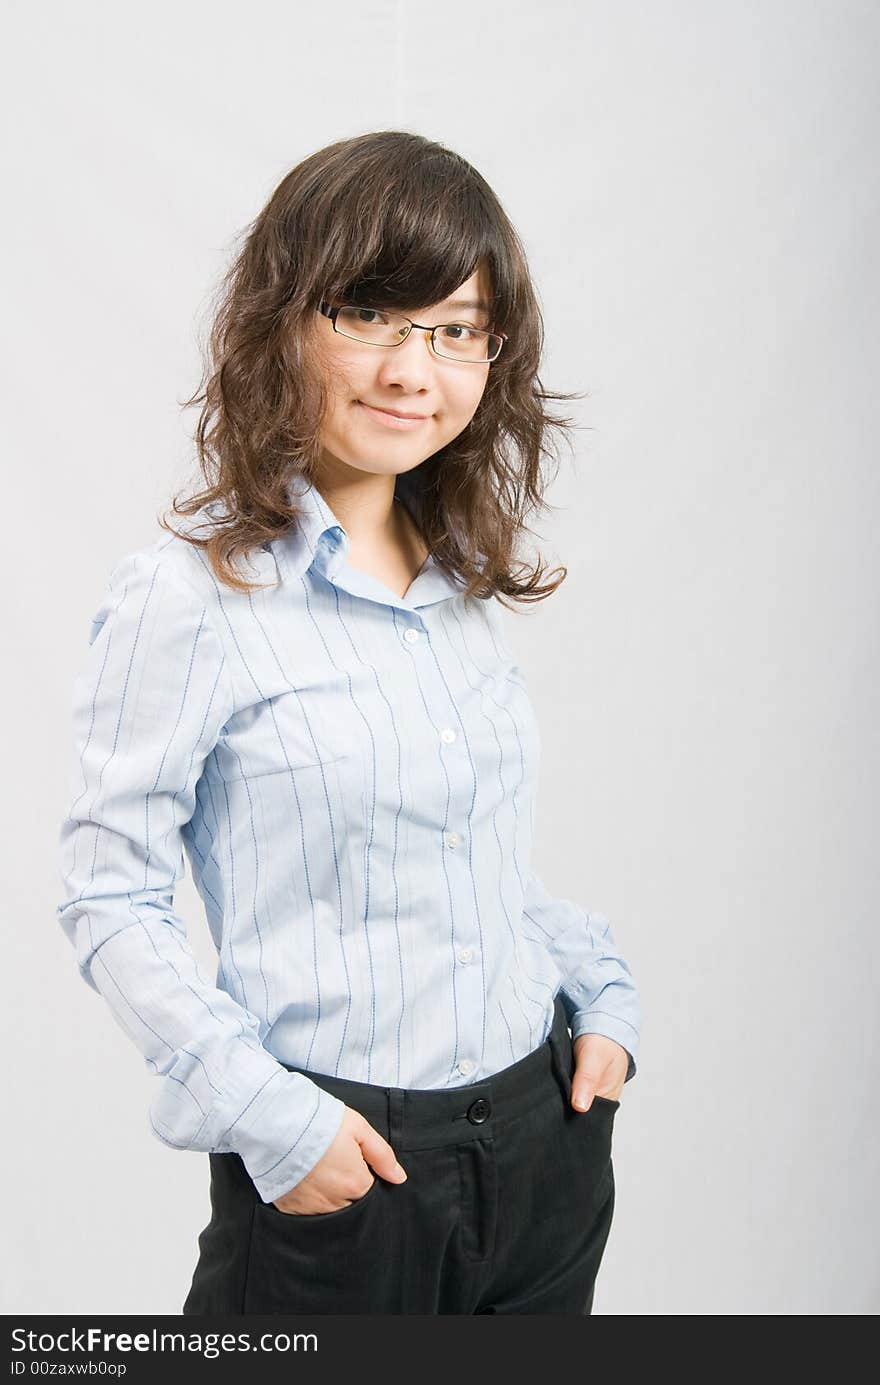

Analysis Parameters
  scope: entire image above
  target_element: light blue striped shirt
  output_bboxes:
[56,476,640,1204]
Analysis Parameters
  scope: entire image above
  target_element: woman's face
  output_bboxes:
[312,265,494,482]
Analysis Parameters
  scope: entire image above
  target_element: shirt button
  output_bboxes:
[457,947,473,964]
[440,728,456,743]
[458,1059,475,1076]
[444,831,461,849]
[403,628,420,644]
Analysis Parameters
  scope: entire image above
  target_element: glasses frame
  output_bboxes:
[318,300,508,364]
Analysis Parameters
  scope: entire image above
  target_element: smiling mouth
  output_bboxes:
[356,401,431,429]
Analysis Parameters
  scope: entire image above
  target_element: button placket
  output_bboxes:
[413,624,481,1091]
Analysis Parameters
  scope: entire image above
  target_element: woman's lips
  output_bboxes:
[356,401,430,430]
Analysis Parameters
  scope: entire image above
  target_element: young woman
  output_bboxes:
[57,130,641,1316]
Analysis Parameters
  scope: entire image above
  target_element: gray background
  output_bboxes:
[3,0,877,1314]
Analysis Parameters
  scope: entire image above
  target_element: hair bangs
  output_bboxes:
[311,142,513,326]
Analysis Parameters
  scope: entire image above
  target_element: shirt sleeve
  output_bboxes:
[55,549,347,1203]
[523,870,641,1083]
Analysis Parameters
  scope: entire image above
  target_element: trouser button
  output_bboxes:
[467,1098,491,1124]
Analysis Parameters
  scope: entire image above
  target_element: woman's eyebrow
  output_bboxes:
[442,298,491,314]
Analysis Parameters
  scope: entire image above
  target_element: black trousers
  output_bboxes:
[182,998,619,1315]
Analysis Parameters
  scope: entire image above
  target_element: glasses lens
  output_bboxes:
[335,306,408,345]
[432,325,501,362]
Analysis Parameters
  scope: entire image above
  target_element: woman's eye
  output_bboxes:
[356,309,383,324]
[441,323,476,340]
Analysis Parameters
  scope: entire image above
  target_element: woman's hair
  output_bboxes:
[161,130,585,608]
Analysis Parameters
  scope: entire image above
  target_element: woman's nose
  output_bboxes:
[373,329,437,392]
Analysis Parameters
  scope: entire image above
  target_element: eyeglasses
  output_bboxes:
[318,300,507,363]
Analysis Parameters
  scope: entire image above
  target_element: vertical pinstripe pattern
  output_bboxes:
[57,477,641,1203]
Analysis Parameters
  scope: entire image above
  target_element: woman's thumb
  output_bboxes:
[360,1126,407,1182]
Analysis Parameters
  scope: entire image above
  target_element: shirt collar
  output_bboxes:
[279,473,348,579]
[272,473,467,610]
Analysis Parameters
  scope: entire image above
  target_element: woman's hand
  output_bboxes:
[570,1033,630,1110]
[271,1106,408,1215]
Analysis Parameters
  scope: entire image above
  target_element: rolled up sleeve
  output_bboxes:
[523,870,641,1082]
[56,550,346,1202]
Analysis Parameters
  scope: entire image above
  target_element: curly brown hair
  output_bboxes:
[160,130,585,609]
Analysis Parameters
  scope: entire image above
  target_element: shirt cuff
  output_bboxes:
[565,1007,639,1083]
[210,1047,350,1202]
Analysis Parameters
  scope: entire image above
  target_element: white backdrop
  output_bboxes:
[3,0,878,1315]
